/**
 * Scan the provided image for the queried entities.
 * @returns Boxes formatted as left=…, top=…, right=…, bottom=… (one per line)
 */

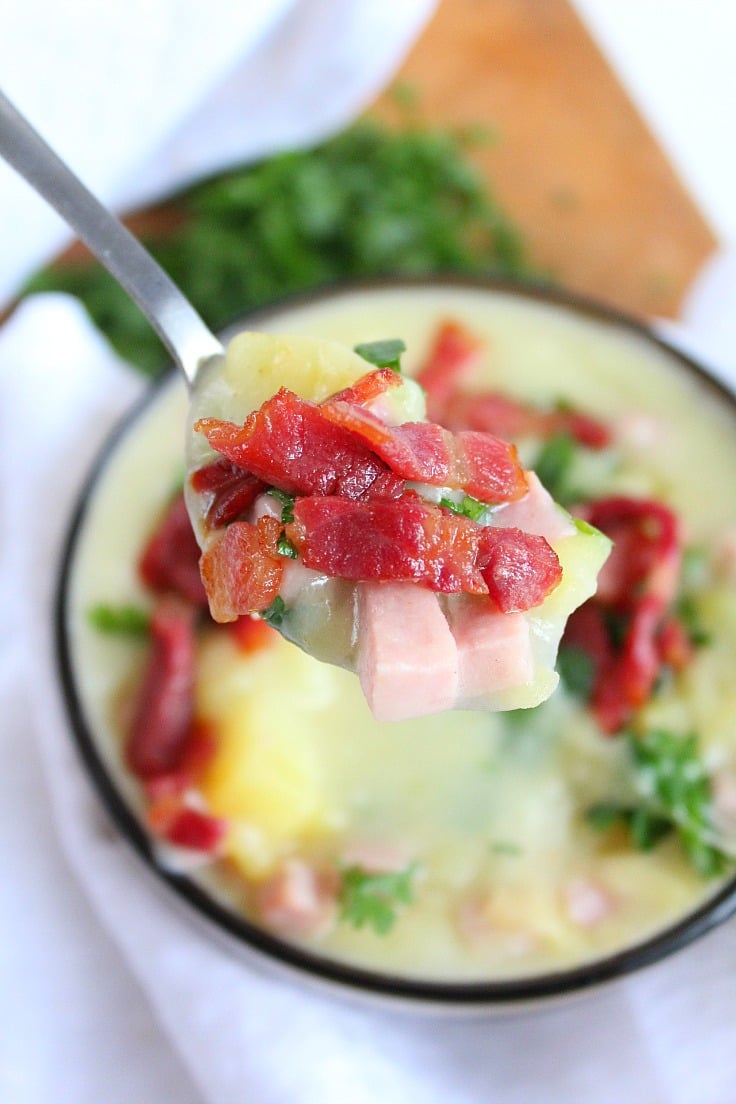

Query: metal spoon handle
left=0, top=89, right=222, bottom=384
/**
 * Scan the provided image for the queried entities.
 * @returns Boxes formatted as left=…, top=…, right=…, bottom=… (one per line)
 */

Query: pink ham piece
left=356, top=582, right=460, bottom=721
left=492, top=473, right=575, bottom=544
left=448, top=599, right=533, bottom=701
left=256, top=859, right=338, bottom=938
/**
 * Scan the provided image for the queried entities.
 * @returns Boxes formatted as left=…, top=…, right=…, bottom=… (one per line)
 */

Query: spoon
left=0, top=88, right=223, bottom=386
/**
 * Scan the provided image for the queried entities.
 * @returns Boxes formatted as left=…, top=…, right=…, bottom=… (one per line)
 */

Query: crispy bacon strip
left=287, top=495, right=561, bottom=609
left=440, top=393, right=611, bottom=450
left=562, top=496, right=683, bottom=733
left=199, top=515, right=284, bottom=622
left=416, top=319, right=610, bottom=449
left=190, top=459, right=265, bottom=528
left=126, top=600, right=197, bottom=779
left=478, top=526, right=563, bottom=613
left=139, top=493, right=208, bottom=607
left=325, top=366, right=402, bottom=407
left=320, top=402, right=527, bottom=501
left=196, top=389, right=404, bottom=501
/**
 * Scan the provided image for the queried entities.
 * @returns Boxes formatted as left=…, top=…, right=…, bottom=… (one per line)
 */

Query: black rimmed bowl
left=56, top=276, right=736, bottom=1011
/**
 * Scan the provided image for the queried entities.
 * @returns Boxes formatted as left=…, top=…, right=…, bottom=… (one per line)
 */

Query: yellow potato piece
left=197, top=633, right=332, bottom=876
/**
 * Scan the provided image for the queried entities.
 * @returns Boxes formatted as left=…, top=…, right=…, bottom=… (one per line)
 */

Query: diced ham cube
left=356, top=582, right=459, bottom=722
left=491, top=473, right=575, bottom=545
left=448, top=598, right=533, bottom=700
left=256, top=859, right=338, bottom=938
left=562, top=876, right=616, bottom=928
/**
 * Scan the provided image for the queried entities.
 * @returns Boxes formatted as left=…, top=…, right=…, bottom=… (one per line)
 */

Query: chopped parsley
left=674, top=547, right=712, bottom=647
left=439, top=494, right=491, bottom=521
left=260, top=595, right=287, bottom=628
left=277, top=534, right=298, bottom=559
left=87, top=603, right=150, bottom=637
left=587, top=730, right=730, bottom=877
left=557, top=645, right=596, bottom=699
left=533, top=432, right=578, bottom=505
left=354, top=338, right=406, bottom=373
left=338, top=864, right=416, bottom=935
left=267, top=488, right=295, bottom=525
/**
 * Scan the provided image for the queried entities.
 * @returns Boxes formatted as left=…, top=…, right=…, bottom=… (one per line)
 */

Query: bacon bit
left=440, top=392, right=611, bottom=450
left=320, top=401, right=452, bottom=484
left=562, top=496, right=684, bottom=734
left=582, top=497, right=681, bottom=610
left=657, top=614, right=694, bottom=671
left=163, top=807, right=227, bottom=853
left=199, top=516, right=284, bottom=622
left=195, top=389, right=405, bottom=501
left=190, top=459, right=264, bottom=529
left=287, top=495, right=560, bottom=608
left=289, top=495, right=486, bottom=593
left=415, top=319, right=485, bottom=421
left=416, top=318, right=610, bottom=449
left=478, top=526, right=563, bottom=613
left=138, top=493, right=208, bottom=607
left=455, top=431, right=527, bottom=502
left=126, top=600, right=197, bottom=779
left=325, top=366, right=402, bottom=407
left=229, top=615, right=280, bottom=653
left=563, top=876, right=616, bottom=928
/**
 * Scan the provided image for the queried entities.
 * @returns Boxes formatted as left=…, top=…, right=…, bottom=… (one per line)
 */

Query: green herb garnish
left=585, top=803, right=671, bottom=850
left=21, top=119, right=534, bottom=377
left=587, top=730, right=730, bottom=877
left=267, top=488, right=295, bottom=524
left=261, top=595, right=287, bottom=628
left=87, top=603, right=150, bottom=637
left=533, top=432, right=578, bottom=505
left=277, top=534, right=298, bottom=559
left=439, top=494, right=491, bottom=521
left=557, top=644, right=596, bottom=699
left=353, top=338, right=406, bottom=373
left=338, top=864, right=416, bottom=935
left=490, top=841, right=523, bottom=856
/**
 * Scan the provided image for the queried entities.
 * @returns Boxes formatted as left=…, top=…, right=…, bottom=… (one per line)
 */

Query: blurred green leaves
left=21, top=120, right=536, bottom=377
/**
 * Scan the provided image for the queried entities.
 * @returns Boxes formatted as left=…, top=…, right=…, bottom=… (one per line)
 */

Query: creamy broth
left=67, top=285, right=736, bottom=982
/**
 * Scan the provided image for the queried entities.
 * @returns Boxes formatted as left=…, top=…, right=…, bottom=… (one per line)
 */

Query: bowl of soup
left=56, top=276, right=736, bottom=1009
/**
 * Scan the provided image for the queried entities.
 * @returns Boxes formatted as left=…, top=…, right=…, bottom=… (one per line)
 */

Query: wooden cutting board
left=371, top=0, right=717, bottom=319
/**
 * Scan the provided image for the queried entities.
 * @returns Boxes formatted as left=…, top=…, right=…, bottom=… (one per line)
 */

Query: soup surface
left=67, top=284, right=736, bottom=981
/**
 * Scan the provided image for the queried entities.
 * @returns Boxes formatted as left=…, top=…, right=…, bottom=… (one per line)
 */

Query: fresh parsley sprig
left=354, top=338, right=406, bottom=373
left=439, top=494, right=492, bottom=522
left=338, top=864, right=416, bottom=935
left=87, top=603, right=150, bottom=637
left=587, top=729, right=730, bottom=877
